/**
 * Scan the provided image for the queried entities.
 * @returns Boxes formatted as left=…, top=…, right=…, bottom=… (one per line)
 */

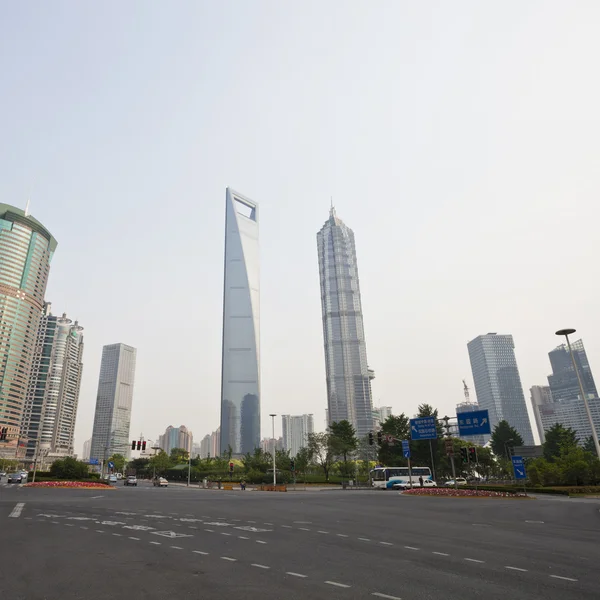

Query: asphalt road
left=1, top=480, right=599, bottom=600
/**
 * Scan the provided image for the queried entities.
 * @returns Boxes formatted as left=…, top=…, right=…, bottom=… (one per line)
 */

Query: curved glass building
left=0, top=204, right=57, bottom=457
left=220, top=188, right=260, bottom=455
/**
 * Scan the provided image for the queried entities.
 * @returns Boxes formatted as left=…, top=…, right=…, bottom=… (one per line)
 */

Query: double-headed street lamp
left=555, top=328, right=600, bottom=459
left=269, top=413, right=277, bottom=486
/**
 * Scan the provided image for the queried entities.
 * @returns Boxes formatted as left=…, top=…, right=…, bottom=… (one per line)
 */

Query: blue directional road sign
left=410, top=417, right=437, bottom=440
left=457, top=409, right=491, bottom=436
left=511, top=456, right=527, bottom=480
left=89, top=458, right=99, bottom=465
left=401, top=440, right=411, bottom=458
left=107, top=461, right=115, bottom=469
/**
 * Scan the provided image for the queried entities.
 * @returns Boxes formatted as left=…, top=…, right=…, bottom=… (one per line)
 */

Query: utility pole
left=443, top=415, right=458, bottom=489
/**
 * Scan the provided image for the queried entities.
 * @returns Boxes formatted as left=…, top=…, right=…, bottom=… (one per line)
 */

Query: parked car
left=153, top=476, right=168, bottom=487
left=108, top=474, right=118, bottom=484
left=8, top=472, right=27, bottom=484
left=445, top=477, right=468, bottom=487
left=124, top=475, right=137, bottom=486
left=0, top=471, right=7, bottom=477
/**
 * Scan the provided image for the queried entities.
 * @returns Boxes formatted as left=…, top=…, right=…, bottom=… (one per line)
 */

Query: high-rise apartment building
left=158, top=425, right=193, bottom=455
left=373, top=406, right=393, bottom=428
left=22, top=303, right=84, bottom=463
left=82, top=438, right=91, bottom=462
left=282, top=414, right=314, bottom=457
left=90, top=343, right=137, bottom=465
left=199, top=434, right=211, bottom=458
left=220, top=188, right=260, bottom=455
left=530, top=385, right=553, bottom=443
left=0, top=204, right=57, bottom=458
left=547, top=340, right=597, bottom=403
left=467, top=333, right=534, bottom=445
left=210, top=427, right=221, bottom=458
left=260, top=436, right=283, bottom=454
left=317, top=206, right=374, bottom=437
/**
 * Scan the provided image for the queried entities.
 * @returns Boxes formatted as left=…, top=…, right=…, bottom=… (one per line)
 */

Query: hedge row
left=463, top=484, right=600, bottom=496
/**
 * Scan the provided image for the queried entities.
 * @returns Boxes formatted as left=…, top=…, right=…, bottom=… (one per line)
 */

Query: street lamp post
left=151, top=446, right=160, bottom=480
left=269, top=414, right=277, bottom=486
left=187, top=449, right=192, bottom=487
left=555, top=328, right=600, bottom=458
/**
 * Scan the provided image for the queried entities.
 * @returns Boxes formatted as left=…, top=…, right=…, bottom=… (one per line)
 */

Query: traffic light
left=460, top=447, right=468, bottom=464
left=142, top=441, right=146, bottom=451
left=368, top=432, right=374, bottom=446
left=229, top=462, right=234, bottom=473
left=468, top=447, right=477, bottom=463
left=137, top=441, right=142, bottom=450
left=290, top=458, right=295, bottom=472
left=377, top=431, right=383, bottom=445
left=131, top=440, right=136, bottom=450
left=0, top=427, right=7, bottom=441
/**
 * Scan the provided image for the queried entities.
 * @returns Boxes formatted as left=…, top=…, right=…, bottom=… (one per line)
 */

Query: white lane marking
left=221, top=533, right=232, bottom=536
left=171, top=546, right=183, bottom=550
left=51, top=521, right=59, bottom=524
left=505, top=566, right=527, bottom=572
left=252, top=564, right=270, bottom=569
left=9, top=503, right=25, bottom=518
left=325, top=581, right=351, bottom=588
left=550, top=575, right=577, bottom=582
left=380, top=541, right=393, bottom=546
left=281, top=525, right=292, bottom=528
left=358, top=538, right=371, bottom=542
left=193, top=550, right=208, bottom=555
left=64, top=524, right=74, bottom=527
left=205, top=529, right=214, bottom=532
left=404, top=546, right=419, bottom=551
left=337, top=534, right=348, bottom=538
left=465, top=558, right=484, bottom=563
left=221, top=557, right=237, bottom=562
left=525, top=520, right=544, bottom=523
left=89, top=495, right=104, bottom=499
left=129, top=537, right=140, bottom=541
left=238, top=536, right=250, bottom=540
left=433, top=552, right=449, bottom=556
left=150, top=541, right=161, bottom=545
left=96, top=530, right=105, bottom=533
left=247, top=520, right=256, bottom=523
left=80, top=527, right=89, bottom=530
left=298, top=527, right=310, bottom=531
left=112, top=533, right=122, bottom=537
left=372, top=593, right=402, bottom=600
left=286, top=572, right=307, bottom=578
left=264, top=522, right=273, bottom=525
left=256, top=540, right=267, bottom=544
left=318, top=530, right=329, bottom=534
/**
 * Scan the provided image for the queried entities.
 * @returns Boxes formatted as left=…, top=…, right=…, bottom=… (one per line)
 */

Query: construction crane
left=462, top=379, right=470, bottom=403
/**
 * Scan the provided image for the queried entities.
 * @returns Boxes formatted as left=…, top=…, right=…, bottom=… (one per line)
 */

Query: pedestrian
left=419, top=475, right=424, bottom=487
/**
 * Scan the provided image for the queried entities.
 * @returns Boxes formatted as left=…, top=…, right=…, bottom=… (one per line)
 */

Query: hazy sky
left=2, top=2, right=599, bottom=454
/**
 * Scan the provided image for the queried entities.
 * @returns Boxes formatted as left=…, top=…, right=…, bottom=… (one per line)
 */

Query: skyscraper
left=547, top=339, right=597, bottom=403
left=22, top=303, right=84, bottom=463
left=530, top=385, right=553, bottom=443
left=90, top=343, right=137, bottom=465
left=82, top=438, right=92, bottom=462
left=220, top=188, right=260, bottom=455
left=0, top=204, right=57, bottom=459
left=282, top=414, right=314, bottom=457
left=467, top=333, right=534, bottom=445
left=158, top=425, right=193, bottom=455
left=317, top=206, right=374, bottom=437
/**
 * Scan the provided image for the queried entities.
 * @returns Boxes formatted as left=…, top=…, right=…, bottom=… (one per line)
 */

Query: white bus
left=371, top=466, right=433, bottom=489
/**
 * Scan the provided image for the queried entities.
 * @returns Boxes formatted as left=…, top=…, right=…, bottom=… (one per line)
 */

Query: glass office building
left=0, top=204, right=57, bottom=459
left=547, top=339, right=597, bottom=403
left=90, top=343, right=137, bottom=464
left=467, top=333, right=534, bottom=445
left=317, top=207, right=374, bottom=437
left=220, top=188, right=260, bottom=455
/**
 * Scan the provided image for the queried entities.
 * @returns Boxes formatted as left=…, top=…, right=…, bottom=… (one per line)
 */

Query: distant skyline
left=2, top=3, right=599, bottom=454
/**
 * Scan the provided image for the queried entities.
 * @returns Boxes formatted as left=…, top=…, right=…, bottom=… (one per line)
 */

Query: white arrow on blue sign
left=409, top=417, right=437, bottom=440
left=401, top=440, right=411, bottom=458
left=511, top=456, right=527, bottom=480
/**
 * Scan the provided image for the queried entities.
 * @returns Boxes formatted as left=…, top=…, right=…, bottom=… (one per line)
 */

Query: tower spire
left=329, top=196, right=336, bottom=217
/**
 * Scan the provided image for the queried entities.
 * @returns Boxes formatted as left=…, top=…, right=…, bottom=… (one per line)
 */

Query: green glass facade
left=0, top=204, right=57, bottom=456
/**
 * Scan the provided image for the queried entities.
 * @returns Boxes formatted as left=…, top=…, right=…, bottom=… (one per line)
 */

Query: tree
left=242, top=448, right=271, bottom=473
left=543, top=424, right=578, bottom=462
left=50, top=457, right=89, bottom=480
left=108, top=453, right=125, bottom=473
left=149, top=450, right=172, bottom=476
left=583, top=436, right=597, bottom=455
left=307, top=432, right=334, bottom=481
left=329, top=420, right=358, bottom=477
left=378, top=414, right=410, bottom=465
left=128, top=457, right=150, bottom=475
left=490, top=420, right=523, bottom=459
left=169, top=448, right=189, bottom=463
left=294, top=447, right=311, bottom=482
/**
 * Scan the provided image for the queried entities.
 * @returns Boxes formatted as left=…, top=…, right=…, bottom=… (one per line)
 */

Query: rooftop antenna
left=462, top=379, right=470, bottom=403
left=330, top=195, right=335, bottom=217
left=24, top=197, right=30, bottom=217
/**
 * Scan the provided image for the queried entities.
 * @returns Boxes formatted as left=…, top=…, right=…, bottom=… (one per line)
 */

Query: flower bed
left=23, top=481, right=114, bottom=489
left=402, top=487, right=526, bottom=498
